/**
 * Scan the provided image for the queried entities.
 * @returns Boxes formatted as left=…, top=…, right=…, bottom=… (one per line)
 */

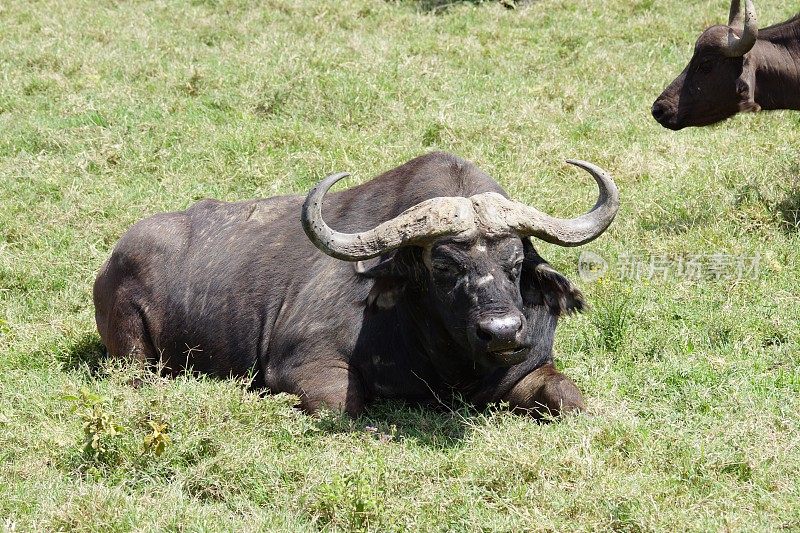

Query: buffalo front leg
left=281, top=363, right=366, bottom=418
left=503, top=363, right=585, bottom=418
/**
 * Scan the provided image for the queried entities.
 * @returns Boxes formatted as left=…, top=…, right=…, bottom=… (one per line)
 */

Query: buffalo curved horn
left=301, top=161, right=619, bottom=261
left=725, top=0, right=758, bottom=57
left=496, top=160, right=619, bottom=247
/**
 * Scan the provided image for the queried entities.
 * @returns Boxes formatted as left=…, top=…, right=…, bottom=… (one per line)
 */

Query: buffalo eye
left=507, top=260, right=523, bottom=282
left=432, top=260, right=463, bottom=278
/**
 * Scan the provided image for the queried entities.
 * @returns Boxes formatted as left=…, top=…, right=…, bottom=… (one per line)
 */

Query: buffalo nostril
left=476, top=315, right=524, bottom=350
left=652, top=101, right=676, bottom=125
left=476, top=325, right=493, bottom=342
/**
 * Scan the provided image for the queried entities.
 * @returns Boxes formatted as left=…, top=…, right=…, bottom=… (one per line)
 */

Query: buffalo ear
left=735, top=78, right=751, bottom=96
left=735, top=65, right=760, bottom=112
left=520, top=240, right=585, bottom=316
left=358, top=253, right=407, bottom=312
left=736, top=77, right=761, bottom=112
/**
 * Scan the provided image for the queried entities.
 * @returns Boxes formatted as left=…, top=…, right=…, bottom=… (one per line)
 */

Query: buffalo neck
left=400, top=293, right=491, bottom=389
left=751, top=19, right=800, bottom=111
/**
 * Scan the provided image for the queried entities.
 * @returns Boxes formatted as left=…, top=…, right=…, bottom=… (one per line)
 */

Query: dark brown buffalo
left=652, top=0, right=800, bottom=130
left=94, top=152, right=619, bottom=417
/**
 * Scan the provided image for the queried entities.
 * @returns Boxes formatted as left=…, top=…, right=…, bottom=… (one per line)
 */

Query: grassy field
left=1, top=0, right=799, bottom=530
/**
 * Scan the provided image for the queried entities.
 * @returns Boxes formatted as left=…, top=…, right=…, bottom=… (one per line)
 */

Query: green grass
left=1, top=0, right=799, bottom=530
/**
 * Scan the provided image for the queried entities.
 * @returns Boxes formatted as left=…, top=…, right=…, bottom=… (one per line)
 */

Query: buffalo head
left=302, top=161, right=619, bottom=368
left=652, top=0, right=760, bottom=130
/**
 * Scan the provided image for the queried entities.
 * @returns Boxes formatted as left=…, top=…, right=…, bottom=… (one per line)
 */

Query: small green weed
left=142, top=419, right=171, bottom=457
left=591, top=295, right=632, bottom=353
left=63, top=387, right=124, bottom=460
left=311, top=466, right=389, bottom=531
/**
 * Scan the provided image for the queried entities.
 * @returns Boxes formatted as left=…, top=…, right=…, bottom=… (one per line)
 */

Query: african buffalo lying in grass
left=652, top=0, right=800, bottom=129
left=94, top=152, right=618, bottom=417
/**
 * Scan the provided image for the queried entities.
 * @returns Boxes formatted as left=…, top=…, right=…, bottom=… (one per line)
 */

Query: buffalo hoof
left=503, top=363, right=586, bottom=418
